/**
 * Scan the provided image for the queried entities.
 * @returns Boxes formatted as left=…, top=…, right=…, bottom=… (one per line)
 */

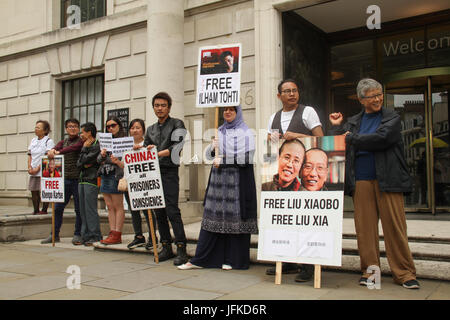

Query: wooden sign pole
left=148, top=209, right=159, bottom=263
left=314, top=264, right=321, bottom=289
left=275, top=261, right=282, bottom=285
left=214, top=107, right=219, bottom=155
left=51, top=202, right=55, bottom=247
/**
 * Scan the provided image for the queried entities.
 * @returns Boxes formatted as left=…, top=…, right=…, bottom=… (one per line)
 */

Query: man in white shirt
left=265, top=78, right=324, bottom=282
left=267, top=78, right=324, bottom=140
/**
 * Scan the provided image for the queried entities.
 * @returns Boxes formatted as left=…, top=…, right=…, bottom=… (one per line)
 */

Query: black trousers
left=154, top=167, right=187, bottom=244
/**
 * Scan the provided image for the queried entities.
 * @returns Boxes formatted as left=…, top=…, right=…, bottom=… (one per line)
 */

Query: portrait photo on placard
left=261, top=135, right=346, bottom=192
left=199, top=46, right=240, bottom=75
left=41, top=157, right=63, bottom=178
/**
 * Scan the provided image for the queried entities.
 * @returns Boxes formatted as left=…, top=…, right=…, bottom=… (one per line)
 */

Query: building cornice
left=0, top=6, right=147, bottom=61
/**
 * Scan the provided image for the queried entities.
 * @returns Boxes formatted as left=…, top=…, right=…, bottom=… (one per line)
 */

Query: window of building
left=61, top=0, right=106, bottom=28
left=62, top=75, right=104, bottom=137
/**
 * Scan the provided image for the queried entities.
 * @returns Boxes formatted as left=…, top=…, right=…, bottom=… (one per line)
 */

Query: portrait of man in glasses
left=300, top=148, right=329, bottom=191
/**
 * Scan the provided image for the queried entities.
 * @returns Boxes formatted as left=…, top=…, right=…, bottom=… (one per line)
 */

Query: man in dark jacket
left=143, top=92, right=188, bottom=265
left=77, top=122, right=102, bottom=246
left=329, top=78, right=419, bottom=289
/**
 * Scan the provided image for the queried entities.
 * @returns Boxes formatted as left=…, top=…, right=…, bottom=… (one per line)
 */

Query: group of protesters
left=28, top=78, right=420, bottom=289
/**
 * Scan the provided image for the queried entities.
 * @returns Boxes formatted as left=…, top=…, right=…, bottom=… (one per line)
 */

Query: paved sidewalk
left=0, top=240, right=449, bottom=301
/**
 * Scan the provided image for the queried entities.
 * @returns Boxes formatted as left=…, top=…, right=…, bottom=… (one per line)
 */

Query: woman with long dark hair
left=98, top=116, right=126, bottom=245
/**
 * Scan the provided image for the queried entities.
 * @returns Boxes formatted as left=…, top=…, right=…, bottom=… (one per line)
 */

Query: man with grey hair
left=329, top=78, right=420, bottom=289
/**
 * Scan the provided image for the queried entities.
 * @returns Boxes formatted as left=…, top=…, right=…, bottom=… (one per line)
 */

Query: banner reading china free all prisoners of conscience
left=123, top=148, right=165, bottom=211
left=40, top=155, right=65, bottom=203
left=258, top=136, right=345, bottom=267
left=196, top=43, right=241, bottom=107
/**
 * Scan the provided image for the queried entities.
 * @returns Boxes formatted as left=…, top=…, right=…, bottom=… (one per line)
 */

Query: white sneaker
left=177, top=262, right=203, bottom=270
left=222, top=264, right=232, bottom=270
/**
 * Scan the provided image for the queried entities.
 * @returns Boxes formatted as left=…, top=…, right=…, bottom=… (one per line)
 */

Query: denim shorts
left=100, top=174, right=121, bottom=194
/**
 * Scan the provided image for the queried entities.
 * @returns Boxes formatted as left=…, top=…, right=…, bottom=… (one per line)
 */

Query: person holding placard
left=329, top=78, right=419, bottom=289
left=265, top=78, right=324, bottom=282
left=40, top=118, right=84, bottom=245
left=28, top=120, right=55, bottom=215
left=98, top=116, right=127, bottom=245
left=144, top=92, right=188, bottom=265
left=77, top=122, right=102, bottom=246
left=178, top=105, right=258, bottom=271
left=123, top=118, right=158, bottom=250
left=267, top=79, right=324, bottom=142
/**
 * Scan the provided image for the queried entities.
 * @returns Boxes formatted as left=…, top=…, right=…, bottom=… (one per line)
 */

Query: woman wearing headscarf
left=178, top=105, right=258, bottom=270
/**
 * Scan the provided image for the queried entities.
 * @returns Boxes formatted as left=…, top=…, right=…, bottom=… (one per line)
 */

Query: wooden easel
left=274, top=262, right=322, bottom=288
left=147, top=209, right=159, bottom=263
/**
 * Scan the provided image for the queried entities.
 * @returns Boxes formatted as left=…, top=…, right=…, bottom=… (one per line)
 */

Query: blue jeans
left=78, top=183, right=102, bottom=242
left=53, top=179, right=81, bottom=237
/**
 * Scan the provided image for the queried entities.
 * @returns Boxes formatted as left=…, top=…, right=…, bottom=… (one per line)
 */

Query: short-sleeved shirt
left=267, top=106, right=322, bottom=134
left=28, top=136, right=55, bottom=176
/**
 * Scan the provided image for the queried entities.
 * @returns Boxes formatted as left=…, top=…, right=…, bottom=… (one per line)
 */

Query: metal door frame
left=384, top=66, right=450, bottom=214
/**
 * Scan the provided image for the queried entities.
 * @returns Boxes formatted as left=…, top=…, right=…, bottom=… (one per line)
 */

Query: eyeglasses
left=154, top=103, right=168, bottom=108
left=281, top=89, right=298, bottom=95
left=281, top=155, right=301, bottom=166
left=362, top=93, right=383, bottom=100
left=106, top=123, right=118, bottom=129
left=66, top=125, right=79, bottom=129
left=302, top=163, right=328, bottom=174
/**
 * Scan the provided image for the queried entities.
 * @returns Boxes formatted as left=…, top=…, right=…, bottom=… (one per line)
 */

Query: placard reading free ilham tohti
left=196, top=43, right=242, bottom=107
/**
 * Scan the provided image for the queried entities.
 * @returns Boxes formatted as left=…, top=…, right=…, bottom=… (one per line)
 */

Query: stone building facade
left=1, top=0, right=449, bottom=213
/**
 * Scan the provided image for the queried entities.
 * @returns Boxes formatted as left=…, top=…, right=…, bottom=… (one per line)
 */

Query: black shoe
left=295, top=265, right=313, bottom=282
left=266, top=263, right=299, bottom=275
left=173, top=242, right=188, bottom=266
left=41, top=235, right=60, bottom=244
left=145, top=236, right=159, bottom=250
left=402, top=279, right=420, bottom=289
left=359, top=276, right=369, bottom=286
left=127, top=236, right=146, bottom=249
left=84, top=238, right=97, bottom=247
left=158, top=242, right=175, bottom=262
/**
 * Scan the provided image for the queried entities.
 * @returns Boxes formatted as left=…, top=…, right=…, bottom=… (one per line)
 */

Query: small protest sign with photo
left=40, top=155, right=64, bottom=203
left=123, top=147, right=165, bottom=211
left=196, top=43, right=242, bottom=107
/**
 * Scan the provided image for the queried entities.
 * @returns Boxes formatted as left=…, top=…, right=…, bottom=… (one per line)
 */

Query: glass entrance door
left=431, top=75, right=450, bottom=208
left=385, top=68, right=450, bottom=213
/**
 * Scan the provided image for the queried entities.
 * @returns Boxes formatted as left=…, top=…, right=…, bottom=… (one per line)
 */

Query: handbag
left=117, top=177, right=128, bottom=192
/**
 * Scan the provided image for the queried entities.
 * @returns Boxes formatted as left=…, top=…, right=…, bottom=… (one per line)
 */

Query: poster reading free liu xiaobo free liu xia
left=258, top=135, right=346, bottom=267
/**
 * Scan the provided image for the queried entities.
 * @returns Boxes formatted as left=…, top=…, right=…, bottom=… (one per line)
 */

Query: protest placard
left=111, top=137, right=134, bottom=158
left=98, top=133, right=134, bottom=158
left=196, top=44, right=241, bottom=107
left=40, top=155, right=65, bottom=203
left=98, top=132, right=112, bottom=151
left=258, top=136, right=346, bottom=286
left=123, top=148, right=165, bottom=211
